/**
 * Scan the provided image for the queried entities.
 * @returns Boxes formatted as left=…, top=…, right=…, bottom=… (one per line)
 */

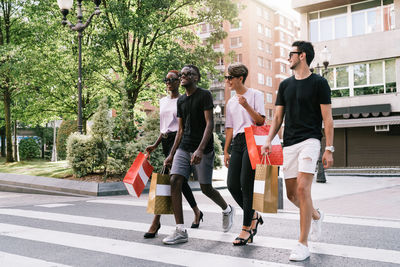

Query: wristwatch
left=325, top=146, right=335, bottom=153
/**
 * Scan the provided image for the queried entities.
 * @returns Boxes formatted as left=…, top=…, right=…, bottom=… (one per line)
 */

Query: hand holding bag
left=123, top=152, right=154, bottom=197
left=252, top=155, right=279, bottom=213
left=147, top=166, right=173, bottom=214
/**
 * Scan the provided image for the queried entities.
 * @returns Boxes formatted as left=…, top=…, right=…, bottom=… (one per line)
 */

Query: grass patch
left=0, top=158, right=73, bottom=178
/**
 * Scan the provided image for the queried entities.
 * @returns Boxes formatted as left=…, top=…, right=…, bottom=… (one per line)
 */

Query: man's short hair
left=228, top=63, right=248, bottom=84
left=292, top=41, right=315, bottom=66
left=183, top=64, right=201, bottom=83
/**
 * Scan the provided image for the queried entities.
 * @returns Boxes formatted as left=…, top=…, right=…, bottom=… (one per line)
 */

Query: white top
left=225, top=88, right=266, bottom=137
left=159, top=96, right=179, bottom=134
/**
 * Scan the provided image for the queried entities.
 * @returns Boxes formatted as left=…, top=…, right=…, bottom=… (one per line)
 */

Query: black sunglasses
left=289, top=51, right=302, bottom=59
left=179, top=72, right=194, bottom=77
left=163, top=77, right=180, bottom=83
left=224, top=75, right=240, bottom=81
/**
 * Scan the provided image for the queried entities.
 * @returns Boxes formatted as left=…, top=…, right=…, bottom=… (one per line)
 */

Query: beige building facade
left=293, top=0, right=400, bottom=167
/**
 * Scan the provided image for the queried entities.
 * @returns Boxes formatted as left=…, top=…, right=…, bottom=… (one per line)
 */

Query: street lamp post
left=57, top=0, right=101, bottom=134
left=312, top=46, right=331, bottom=183
left=213, top=105, right=221, bottom=133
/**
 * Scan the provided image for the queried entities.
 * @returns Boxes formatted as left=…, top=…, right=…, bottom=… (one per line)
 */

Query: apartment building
left=292, top=0, right=400, bottom=166
left=197, top=0, right=299, bottom=133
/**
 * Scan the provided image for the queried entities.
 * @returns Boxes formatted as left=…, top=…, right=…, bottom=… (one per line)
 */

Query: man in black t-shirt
left=262, top=41, right=334, bottom=261
left=162, top=65, right=234, bottom=245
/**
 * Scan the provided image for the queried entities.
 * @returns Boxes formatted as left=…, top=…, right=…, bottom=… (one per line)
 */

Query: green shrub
left=66, top=133, right=97, bottom=177
left=213, top=132, right=223, bottom=169
left=57, top=120, right=77, bottom=160
left=19, top=137, right=40, bottom=160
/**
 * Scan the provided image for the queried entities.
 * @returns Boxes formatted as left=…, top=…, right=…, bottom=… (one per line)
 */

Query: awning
left=333, top=116, right=400, bottom=128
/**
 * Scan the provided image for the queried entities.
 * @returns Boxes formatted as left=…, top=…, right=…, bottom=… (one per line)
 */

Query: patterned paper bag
left=147, top=172, right=173, bottom=214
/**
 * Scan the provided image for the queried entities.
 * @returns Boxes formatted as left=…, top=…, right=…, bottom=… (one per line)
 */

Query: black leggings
left=162, top=133, right=197, bottom=208
left=227, top=133, right=255, bottom=227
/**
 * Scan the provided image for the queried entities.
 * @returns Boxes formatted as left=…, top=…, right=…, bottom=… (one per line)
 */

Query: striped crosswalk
left=0, top=197, right=399, bottom=266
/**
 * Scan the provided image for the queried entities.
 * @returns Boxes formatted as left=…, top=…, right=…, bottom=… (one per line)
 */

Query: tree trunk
left=1, top=127, right=5, bottom=157
left=13, top=120, right=18, bottom=162
left=4, top=90, right=13, bottom=162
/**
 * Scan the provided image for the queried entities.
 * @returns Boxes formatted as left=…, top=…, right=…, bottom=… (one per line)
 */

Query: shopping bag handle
left=261, top=154, right=271, bottom=165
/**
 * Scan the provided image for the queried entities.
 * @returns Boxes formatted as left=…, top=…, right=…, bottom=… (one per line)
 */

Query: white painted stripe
left=0, top=209, right=399, bottom=264
left=156, top=184, right=171, bottom=196
left=0, top=223, right=290, bottom=267
left=123, top=182, right=138, bottom=197
left=254, top=135, right=281, bottom=146
left=0, top=251, right=71, bottom=267
left=138, top=165, right=149, bottom=185
left=254, top=180, right=265, bottom=194
left=35, top=204, right=74, bottom=208
left=87, top=199, right=400, bottom=229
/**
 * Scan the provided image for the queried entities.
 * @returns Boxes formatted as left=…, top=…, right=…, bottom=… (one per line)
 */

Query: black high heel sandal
left=191, top=211, right=203, bottom=228
left=252, top=213, right=264, bottom=236
left=233, top=228, right=253, bottom=246
left=144, top=223, right=161, bottom=238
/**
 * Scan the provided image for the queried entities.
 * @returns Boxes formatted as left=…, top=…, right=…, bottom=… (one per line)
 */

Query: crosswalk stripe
left=0, top=208, right=399, bottom=264
left=87, top=199, right=400, bottom=229
left=0, top=223, right=290, bottom=267
left=0, top=251, right=72, bottom=267
left=35, top=204, right=74, bottom=208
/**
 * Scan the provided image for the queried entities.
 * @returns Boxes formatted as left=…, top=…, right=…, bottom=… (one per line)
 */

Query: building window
left=230, top=37, right=242, bottom=48
left=309, top=1, right=395, bottom=41
left=266, top=93, right=273, bottom=103
left=280, top=63, right=286, bottom=73
left=257, top=6, right=262, bottom=17
left=257, top=39, right=263, bottom=50
left=216, top=57, right=224, bottom=66
left=266, top=43, right=272, bottom=54
left=266, top=76, right=272, bottom=87
left=266, top=59, right=272, bottom=70
left=263, top=9, right=270, bottom=21
left=328, top=59, right=397, bottom=98
left=231, top=20, right=242, bottom=31
left=257, top=56, right=264, bottom=67
left=288, top=20, right=292, bottom=30
left=257, top=23, right=263, bottom=34
left=265, top=27, right=272, bottom=38
left=258, top=73, right=265, bottom=85
left=235, top=54, right=242, bottom=63
left=267, top=109, right=273, bottom=120
left=279, top=16, right=285, bottom=26
left=280, top=47, right=286, bottom=58
left=280, top=32, right=285, bottom=42
left=200, top=23, right=208, bottom=33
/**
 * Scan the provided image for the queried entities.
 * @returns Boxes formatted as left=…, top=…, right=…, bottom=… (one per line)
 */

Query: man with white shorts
left=262, top=41, right=334, bottom=261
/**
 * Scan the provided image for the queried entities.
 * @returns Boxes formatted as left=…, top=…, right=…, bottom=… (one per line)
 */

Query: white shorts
left=282, top=138, right=321, bottom=179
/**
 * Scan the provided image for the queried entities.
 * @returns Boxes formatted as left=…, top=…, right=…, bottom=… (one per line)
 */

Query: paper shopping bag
left=147, top=172, right=173, bottom=214
left=123, top=152, right=154, bottom=197
left=244, top=125, right=283, bottom=169
left=252, top=157, right=279, bottom=213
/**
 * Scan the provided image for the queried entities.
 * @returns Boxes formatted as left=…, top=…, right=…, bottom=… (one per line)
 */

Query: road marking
left=0, top=251, right=71, bottom=267
left=0, top=223, right=290, bottom=267
left=87, top=199, right=400, bottom=229
left=35, top=204, right=74, bottom=208
left=0, top=208, right=399, bottom=264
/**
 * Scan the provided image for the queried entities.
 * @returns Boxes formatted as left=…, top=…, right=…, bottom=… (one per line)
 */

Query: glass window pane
left=331, top=88, right=349, bottom=98
left=367, top=8, right=381, bottom=33
left=325, top=68, right=334, bottom=88
left=320, top=18, right=333, bottom=41
left=309, top=20, right=318, bottom=42
left=335, top=16, right=347, bottom=39
left=354, top=85, right=384, bottom=95
left=321, top=6, right=347, bottom=18
left=354, top=64, right=367, bottom=86
left=352, top=12, right=365, bottom=36
left=385, top=59, right=396, bottom=83
left=351, top=0, right=380, bottom=12
left=309, top=12, right=318, bottom=20
left=336, top=66, right=349, bottom=87
left=369, top=61, right=383, bottom=84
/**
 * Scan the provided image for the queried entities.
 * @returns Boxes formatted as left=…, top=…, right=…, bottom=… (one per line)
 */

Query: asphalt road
left=0, top=190, right=399, bottom=267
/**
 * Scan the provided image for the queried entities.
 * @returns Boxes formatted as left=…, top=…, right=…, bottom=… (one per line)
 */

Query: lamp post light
left=57, top=0, right=101, bottom=134
left=214, top=105, right=221, bottom=133
left=312, top=45, right=332, bottom=183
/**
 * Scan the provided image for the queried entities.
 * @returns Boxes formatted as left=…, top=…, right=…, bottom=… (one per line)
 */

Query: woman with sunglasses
left=224, top=63, right=265, bottom=246
left=144, top=70, right=203, bottom=238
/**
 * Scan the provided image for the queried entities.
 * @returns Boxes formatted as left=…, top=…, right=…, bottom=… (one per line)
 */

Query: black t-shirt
left=177, top=87, right=214, bottom=153
left=276, top=73, right=331, bottom=147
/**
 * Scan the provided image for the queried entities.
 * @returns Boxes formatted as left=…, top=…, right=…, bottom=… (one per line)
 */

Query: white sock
left=222, top=205, right=231, bottom=214
left=176, top=224, right=185, bottom=231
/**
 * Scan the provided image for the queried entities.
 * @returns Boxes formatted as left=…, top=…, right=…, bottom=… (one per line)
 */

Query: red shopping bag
left=244, top=125, right=283, bottom=169
left=123, top=152, right=154, bottom=197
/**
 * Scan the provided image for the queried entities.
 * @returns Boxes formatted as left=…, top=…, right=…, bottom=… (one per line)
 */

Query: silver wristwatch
left=325, top=146, right=335, bottom=153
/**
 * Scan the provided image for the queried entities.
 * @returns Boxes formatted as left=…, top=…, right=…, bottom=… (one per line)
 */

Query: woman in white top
left=224, top=63, right=265, bottom=246
left=144, top=70, right=203, bottom=238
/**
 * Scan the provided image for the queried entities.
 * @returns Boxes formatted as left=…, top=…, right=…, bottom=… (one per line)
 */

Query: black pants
left=162, top=132, right=197, bottom=208
left=227, top=133, right=255, bottom=227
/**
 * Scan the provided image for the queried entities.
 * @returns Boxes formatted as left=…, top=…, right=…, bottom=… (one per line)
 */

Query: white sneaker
left=289, top=242, right=310, bottom=261
left=162, top=228, right=188, bottom=245
left=222, top=205, right=235, bottom=232
left=310, top=209, right=324, bottom=241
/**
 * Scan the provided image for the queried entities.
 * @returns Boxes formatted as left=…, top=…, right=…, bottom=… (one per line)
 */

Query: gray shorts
left=170, top=148, right=214, bottom=184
